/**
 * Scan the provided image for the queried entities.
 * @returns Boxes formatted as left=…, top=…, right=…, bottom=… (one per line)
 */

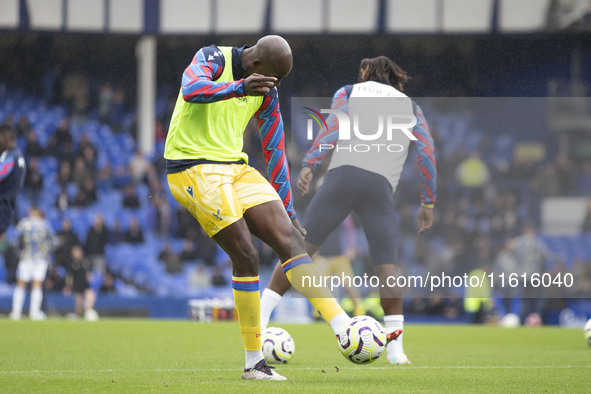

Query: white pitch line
left=2, top=365, right=591, bottom=375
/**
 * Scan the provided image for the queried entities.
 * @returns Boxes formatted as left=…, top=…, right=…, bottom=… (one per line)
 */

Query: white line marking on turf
left=2, top=365, right=591, bottom=374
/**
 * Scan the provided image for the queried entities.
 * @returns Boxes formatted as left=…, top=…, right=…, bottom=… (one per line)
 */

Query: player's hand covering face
left=244, top=74, right=278, bottom=96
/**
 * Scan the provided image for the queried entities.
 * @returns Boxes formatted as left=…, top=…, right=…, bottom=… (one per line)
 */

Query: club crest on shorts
left=213, top=209, right=223, bottom=221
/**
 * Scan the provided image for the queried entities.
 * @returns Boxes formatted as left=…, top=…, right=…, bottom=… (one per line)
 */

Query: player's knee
left=270, top=227, right=303, bottom=261
left=290, top=225, right=306, bottom=255
left=231, top=246, right=260, bottom=277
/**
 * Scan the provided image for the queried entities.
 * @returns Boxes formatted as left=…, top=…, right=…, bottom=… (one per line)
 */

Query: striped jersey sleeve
left=0, top=152, right=15, bottom=182
left=255, top=89, right=296, bottom=219
left=301, top=86, right=349, bottom=171
left=411, top=103, right=437, bottom=206
left=181, top=45, right=245, bottom=103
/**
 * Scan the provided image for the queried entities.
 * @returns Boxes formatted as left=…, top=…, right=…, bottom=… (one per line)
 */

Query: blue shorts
left=303, top=165, right=399, bottom=266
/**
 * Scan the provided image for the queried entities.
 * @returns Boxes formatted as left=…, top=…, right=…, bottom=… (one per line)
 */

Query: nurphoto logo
left=302, top=96, right=417, bottom=153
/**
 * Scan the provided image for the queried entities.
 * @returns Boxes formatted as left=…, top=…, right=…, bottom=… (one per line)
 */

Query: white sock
left=260, top=288, right=283, bottom=329
left=11, top=286, right=25, bottom=319
left=30, top=287, right=43, bottom=318
left=245, top=350, right=264, bottom=369
left=384, top=314, right=405, bottom=357
left=329, top=312, right=351, bottom=336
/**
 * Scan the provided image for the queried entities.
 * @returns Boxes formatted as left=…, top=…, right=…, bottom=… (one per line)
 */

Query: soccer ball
left=500, top=313, right=520, bottom=328
left=337, top=316, right=387, bottom=364
left=584, top=318, right=591, bottom=347
left=262, top=327, right=295, bottom=363
left=84, top=309, right=99, bottom=322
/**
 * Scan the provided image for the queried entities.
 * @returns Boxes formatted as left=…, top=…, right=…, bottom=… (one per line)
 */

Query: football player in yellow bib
left=164, top=36, right=352, bottom=381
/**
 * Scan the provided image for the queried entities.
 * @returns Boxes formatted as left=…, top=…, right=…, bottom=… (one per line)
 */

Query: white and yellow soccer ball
left=262, top=327, right=295, bottom=363
left=584, top=318, right=591, bottom=347
left=337, top=315, right=387, bottom=364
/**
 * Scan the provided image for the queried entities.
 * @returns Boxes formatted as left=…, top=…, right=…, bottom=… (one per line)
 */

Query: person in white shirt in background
left=10, top=207, right=56, bottom=321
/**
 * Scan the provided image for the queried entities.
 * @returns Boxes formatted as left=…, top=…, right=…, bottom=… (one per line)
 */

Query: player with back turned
left=164, top=35, right=395, bottom=380
left=260, top=56, right=437, bottom=365
left=10, top=207, right=56, bottom=321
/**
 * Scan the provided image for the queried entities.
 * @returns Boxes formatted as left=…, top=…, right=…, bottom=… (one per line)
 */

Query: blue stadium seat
left=45, top=207, right=62, bottom=231
left=0, top=256, right=6, bottom=282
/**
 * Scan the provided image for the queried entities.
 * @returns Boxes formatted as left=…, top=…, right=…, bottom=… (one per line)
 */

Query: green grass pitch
left=0, top=319, right=589, bottom=393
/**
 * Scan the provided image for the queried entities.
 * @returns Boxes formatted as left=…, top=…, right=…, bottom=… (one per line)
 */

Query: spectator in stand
left=81, top=145, right=97, bottom=174
left=85, top=214, right=110, bottom=276
left=129, top=149, right=150, bottom=184
left=54, top=218, right=80, bottom=268
left=59, top=141, right=76, bottom=168
left=144, top=163, right=161, bottom=193
left=48, top=118, right=73, bottom=154
left=112, top=165, right=131, bottom=190
left=78, top=134, right=97, bottom=162
left=122, top=183, right=141, bottom=209
left=149, top=193, right=172, bottom=237
left=62, top=70, right=90, bottom=124
left=158, top=242, right=182, bottom=274
left=490, top=192, right=521, bottom=240
left=57, top=161, right=72, bottom=188
left=176, top=207, right=197, bottom=239
left=55, top=187, right=70, bottom=212
left=97, top=82, right=114, bottom=125
left=23, top=157, right=43, bottom=205
left=196, top=227, right=219, bottom=266
left=108, top=219, right=125, bottom=244
left=96, top=164, right=114, bottom=193
left=3, top=114, right=15, bottom=128
left=455, top=151, right=490, bottom=200
left=211, top=266, right=228, bottom=287
left=81, top=178, right=97, bottom=205
left=124, top=216, right=144, bottom=244
left=15, top=115, right=32, bottom=138
left=24, top=130, right=45, bottom=158
left=147, top=175, right=166, bottom=201
left=99, top=271, right=117, bottom=294
left=72, top=156, right=90, bottom=188
left=189, top=265, right=211, bottom=289
left=71, top=187, right=90, bottom=207
left=180, top=237, right=199, bottom=262
left=108, top=87, right=127, bottom=132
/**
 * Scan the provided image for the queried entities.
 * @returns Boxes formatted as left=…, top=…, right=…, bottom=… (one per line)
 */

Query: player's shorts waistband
left=166, top=159, right=246, bottom=174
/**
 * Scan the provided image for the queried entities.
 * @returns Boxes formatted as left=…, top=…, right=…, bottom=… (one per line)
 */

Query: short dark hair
left=359, top=56, right=411, bottom=91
